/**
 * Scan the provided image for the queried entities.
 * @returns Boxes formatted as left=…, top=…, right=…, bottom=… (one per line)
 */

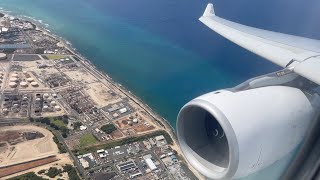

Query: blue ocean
left=1, top=0, right=319, bottom=179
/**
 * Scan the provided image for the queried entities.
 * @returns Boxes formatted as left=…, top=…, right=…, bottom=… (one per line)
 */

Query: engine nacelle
left=177, top=86, right=316, bottom=179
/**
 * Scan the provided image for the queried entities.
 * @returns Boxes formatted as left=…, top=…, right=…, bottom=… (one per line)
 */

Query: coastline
left=39, top=21, right=177, bottom=137
left=0, top=11, right=204, bottom=179
left=4, top=8, right=177, bottom=134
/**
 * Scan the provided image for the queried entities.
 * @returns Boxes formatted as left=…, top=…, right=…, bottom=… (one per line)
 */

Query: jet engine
left=176, top=86, right=317, bottom=179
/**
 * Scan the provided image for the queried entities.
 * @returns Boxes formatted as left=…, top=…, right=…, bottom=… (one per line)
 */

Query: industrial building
left=117, top=160, right=137, bottom=173
left=143, top=154, right=157, bottom=171
left=130, top=172, right=142, bottom=179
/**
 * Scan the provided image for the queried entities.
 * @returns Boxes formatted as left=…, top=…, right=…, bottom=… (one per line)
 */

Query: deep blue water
left=0, top=0, right=319, bottom=179
left=1, top=0, right=320, bottom=127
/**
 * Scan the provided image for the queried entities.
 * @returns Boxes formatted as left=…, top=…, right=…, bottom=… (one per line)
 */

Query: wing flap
left=294, top=57, right=320, bottom=85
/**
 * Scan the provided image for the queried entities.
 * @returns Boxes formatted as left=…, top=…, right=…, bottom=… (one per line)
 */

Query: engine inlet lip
left=177, top=98, right=239, bottom=179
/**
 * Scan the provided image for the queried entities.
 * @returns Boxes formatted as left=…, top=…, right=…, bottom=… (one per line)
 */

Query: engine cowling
left=176, top=86, right=316, bottom=179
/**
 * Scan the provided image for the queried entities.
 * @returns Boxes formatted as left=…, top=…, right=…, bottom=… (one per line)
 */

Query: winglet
left=203, top=3, right=215, bottom=17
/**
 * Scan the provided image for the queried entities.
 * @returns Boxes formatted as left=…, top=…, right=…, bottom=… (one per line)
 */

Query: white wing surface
left=200, top=4, right=320, bottom=85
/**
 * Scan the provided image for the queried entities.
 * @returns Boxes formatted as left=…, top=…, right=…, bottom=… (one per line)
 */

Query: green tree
left=63, top=164, right=73, bottom=172
left=46, top=167, right=61, bottom=178
left=73, top=122, right=83, bottom=130
left=62, top=164, right=80, bottom=180
left=100, top=124, right=117, bottom=134
left=8, top=172, right=47, bottom=180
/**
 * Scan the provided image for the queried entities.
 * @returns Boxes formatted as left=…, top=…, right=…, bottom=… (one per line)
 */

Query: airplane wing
left=199, top=4, right=320, bottom=85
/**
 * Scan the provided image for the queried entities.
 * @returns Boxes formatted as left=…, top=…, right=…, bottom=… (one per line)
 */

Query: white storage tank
left=20, top=81, right=28, bottom=87
left=31, top=82, right=39, bottom=87
left=133, top=119, right=139, bottom=123
left=27, top=78, right=34, bottom=82
left=9, top=82, right=17, bottom=88
left=10, top=77, right=18, bottom=82
left=50, top=101, right=57, bottom=106
left=54, top=106, right=61, bottom=111
left=43, top=93, right=49, bottom=99
left=43, top=105, right=49, bottom=111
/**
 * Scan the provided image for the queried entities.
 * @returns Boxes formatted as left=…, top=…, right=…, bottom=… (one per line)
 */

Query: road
left=51, top=129, right=87, bottom=179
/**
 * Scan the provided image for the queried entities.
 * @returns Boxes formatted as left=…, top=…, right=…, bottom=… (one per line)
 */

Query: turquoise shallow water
left=1, top=0, right=319, bottom=127
left=0, top=0, right=278, bottom=127
left=2, top=0, right=319, bottom=127
left=1, top=0, right=319, bottom=179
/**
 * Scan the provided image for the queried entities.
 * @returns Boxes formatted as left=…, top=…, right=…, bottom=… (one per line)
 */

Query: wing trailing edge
left=199, top=3, right=320, bottom=85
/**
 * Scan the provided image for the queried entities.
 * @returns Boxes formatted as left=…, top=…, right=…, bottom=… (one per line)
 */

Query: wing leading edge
left=200, top=4, right=320, bottom=85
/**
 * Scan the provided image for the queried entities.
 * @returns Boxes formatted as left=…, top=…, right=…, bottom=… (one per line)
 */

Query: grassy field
left=51, top=119, right=67, bottom=129
left=46, top=54, right=67, bottom=60
left=75, top=130, right=173, bottom=155
left=79, top=133, right=98, bottom=148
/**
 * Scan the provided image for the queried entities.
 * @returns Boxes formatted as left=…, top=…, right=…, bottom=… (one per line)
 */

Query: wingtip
left=203, top=3, right=215, bottom=17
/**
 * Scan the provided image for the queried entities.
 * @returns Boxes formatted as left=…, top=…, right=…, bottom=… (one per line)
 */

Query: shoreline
left=0, top=9, right=177, bottom=134
left=0, top=11, right=204, bottom=179
left=0, top=9, right=177, bottom=132
left=39, top=22, right=178, bottom=137
left=0, top=9, right=180, bottom=148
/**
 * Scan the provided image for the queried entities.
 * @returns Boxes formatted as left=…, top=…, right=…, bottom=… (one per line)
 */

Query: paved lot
left=12, top=54, right=41, bottom=61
